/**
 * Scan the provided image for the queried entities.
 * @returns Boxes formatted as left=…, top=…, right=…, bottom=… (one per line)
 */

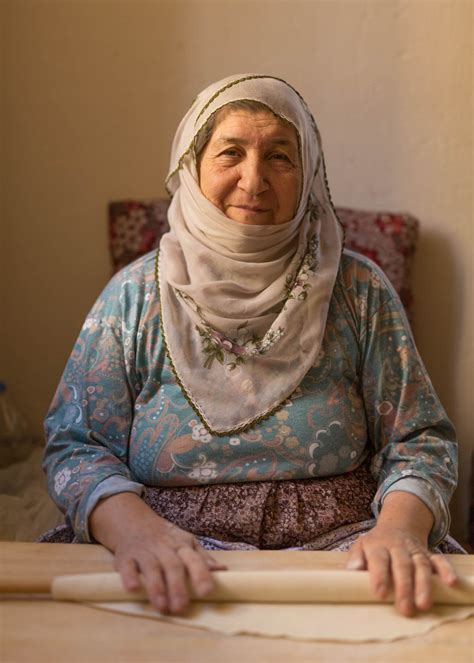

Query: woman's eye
left=271, top=153, right=291, bottom=162
left=221, top=149, right=239, bottom=157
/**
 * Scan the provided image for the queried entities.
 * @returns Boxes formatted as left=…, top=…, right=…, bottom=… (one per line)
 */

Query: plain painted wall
left=1, top=0, right=472, bottom=538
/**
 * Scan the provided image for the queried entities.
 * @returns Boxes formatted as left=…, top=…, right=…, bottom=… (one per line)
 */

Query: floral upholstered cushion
left=109, top=199, right=171, bottom=270
left=336, top=207, right=418, bottom=315
left=108, top=199, right=418, bottom=316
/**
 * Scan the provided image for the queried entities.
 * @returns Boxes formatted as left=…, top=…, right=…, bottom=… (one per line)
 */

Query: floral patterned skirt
left=143, top=460, right=377, bottom=549
left=39, top=460, right=465, bottom=554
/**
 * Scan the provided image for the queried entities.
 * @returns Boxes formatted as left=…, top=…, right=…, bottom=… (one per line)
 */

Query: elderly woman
left=43, top=74, right=461, bottom=618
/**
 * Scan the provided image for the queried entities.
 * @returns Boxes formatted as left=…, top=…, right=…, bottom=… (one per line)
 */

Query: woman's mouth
left=233, top=205, right=269, bottom=213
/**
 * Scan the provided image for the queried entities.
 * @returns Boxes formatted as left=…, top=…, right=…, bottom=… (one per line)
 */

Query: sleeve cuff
left=82, top=475, right=145, bottom=543
left=372, top=476, right=450, bottom=548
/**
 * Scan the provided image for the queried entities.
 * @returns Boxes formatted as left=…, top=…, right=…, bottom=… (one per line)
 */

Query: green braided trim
left=154, top=249, right=292, bottom=437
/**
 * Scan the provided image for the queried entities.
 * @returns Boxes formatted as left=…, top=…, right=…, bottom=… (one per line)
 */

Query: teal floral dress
left=43, top=250, right=457, bottom=547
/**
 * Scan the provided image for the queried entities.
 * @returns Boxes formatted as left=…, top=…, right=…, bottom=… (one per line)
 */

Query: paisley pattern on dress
left=43, top=250, right=457, bottom=544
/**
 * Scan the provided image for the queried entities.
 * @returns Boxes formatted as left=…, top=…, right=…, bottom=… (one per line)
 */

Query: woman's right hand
left=89, top=492, right=224, bottom=614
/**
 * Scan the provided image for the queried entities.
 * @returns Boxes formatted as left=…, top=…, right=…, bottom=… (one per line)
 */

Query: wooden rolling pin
left=51, top=570, right=474, bottom=605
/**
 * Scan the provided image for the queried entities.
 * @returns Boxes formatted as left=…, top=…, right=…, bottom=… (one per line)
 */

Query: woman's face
left=198, top=108, right=302, bottom=225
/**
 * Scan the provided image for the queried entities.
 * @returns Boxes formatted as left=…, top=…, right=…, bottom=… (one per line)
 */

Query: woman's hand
left=346, top=492, right=457, bottom=616
left=90, top=492, right=225, bottom=614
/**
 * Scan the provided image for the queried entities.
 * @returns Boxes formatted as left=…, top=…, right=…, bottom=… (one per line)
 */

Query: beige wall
left=0, top=2, right=5, bottom=382
left=2, top=0, right=472, bottom=537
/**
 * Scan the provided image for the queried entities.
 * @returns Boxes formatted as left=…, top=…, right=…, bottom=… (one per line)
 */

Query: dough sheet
left=52, top=569, right=474, bottom=642
left=90, top=600, right=474, bottom=643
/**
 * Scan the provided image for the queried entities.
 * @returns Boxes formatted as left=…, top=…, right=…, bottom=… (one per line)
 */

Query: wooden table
left=1, top=542, right=473, bottom=662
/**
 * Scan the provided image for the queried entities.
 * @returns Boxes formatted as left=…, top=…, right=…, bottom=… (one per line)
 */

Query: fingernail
left=400, top=599, right=414, bottom=616
left=346, top=558, right=364, bottom=570
left=196, top=580, right=213, bottom=596
left=154, top=596, right=167, bottom=613
left=207, top=559, right=224, bottom=569
left=376, top=583, right=387, bottom=598
left=171, top=596, right=188, bottom=614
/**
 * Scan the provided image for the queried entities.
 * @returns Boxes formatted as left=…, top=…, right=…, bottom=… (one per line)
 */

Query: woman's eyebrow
left=215, top=136, right=296, bottom=148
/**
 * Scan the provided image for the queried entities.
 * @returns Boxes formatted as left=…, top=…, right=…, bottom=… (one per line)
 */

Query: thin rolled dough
left=90, top=600, right=474, bottom=642
left=52, top=570, right=474, bottom=642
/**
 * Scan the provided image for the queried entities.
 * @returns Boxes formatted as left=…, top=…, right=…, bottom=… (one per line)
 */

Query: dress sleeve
left=43, top=268, right=145, bottom=542
left=356, top=260, right=458, bottom=546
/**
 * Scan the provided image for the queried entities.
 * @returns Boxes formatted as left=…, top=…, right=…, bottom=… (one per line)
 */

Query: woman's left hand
left=346, top=492, right=458, bottom=616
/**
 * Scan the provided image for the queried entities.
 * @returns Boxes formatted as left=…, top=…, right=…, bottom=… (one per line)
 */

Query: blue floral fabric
left=43, top=250, right=457, bottom=544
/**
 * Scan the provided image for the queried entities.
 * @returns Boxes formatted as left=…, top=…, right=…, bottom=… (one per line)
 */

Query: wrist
left=377, top=491, right=434, bottom=543
left=90, top=492, right=161, bottom=551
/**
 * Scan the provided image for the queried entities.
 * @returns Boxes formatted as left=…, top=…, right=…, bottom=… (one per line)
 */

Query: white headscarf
left=158, top=74, right=343, bottom=434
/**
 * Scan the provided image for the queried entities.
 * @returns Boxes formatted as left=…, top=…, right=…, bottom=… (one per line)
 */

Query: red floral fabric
left=108, top=200, right=418, bottom=316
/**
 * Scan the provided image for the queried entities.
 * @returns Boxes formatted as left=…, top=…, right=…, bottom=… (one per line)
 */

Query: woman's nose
left=238, top=158, right=269, bottom=196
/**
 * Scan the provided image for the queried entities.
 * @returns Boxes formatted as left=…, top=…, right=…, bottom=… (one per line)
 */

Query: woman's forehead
left=211, top=106, right=299, bottom=144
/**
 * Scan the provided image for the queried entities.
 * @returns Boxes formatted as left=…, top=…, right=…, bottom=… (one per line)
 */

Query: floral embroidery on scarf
left=197, top=321, right=284, bottom=370
left=284, top=234, right=319, bottom=304
left=174, top=289, right=285, bottom=371
left=171, top=235, right=319, bottom=374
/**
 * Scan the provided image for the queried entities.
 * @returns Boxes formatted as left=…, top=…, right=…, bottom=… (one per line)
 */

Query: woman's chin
left=226, top=209, right=275, bottom=225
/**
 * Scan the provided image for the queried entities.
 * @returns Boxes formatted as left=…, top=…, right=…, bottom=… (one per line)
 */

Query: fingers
left=347, top=536, right=392, bottom=600
left=125, top=549, right=191, bottom=614
left=204, top=554, right=227, bottom=570
left=115, top=536, right=221, bottom=615
left=412, top=552, right=433, bottom=611
left=116, top=551, right=169, bottom=612
left=362, top=545, right=417, bottom=616
left=140, top=555, right=169, bottom=613
left=430, top=553, right=458, bottom=586
left=157, top=548, right=191, bottom=613
left=366, top=546, right=391, bottom=601
left=392, top=550, right=456, bottom=614
left=399, top=551, right=458, bottom=613
left=346, top=539, right=367, bottom=571
left=116, top=556, right=141, bottom=592
left=346, top=531, right=450, bottom=616
left=177, top=546, right=215, bottom=597
left=193, top=540, right=227, bottom=571
left=390, top=548, right=415, bottom=616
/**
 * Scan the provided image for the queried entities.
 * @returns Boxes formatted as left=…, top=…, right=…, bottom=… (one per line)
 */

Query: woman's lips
left=233, top=205, right=269, bottom=213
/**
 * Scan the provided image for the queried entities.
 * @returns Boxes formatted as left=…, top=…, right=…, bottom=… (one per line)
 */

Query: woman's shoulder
left=338, top=249, right=398, bottom=297
left=88, top=251, right=159, bottom=324
left=97, top=250, right=158, bottom=302
left=339, top=249, right=390, bottom=284
left=332, top=249, right=400, bottom=321
left=111, top=250, right=158, bottom=288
